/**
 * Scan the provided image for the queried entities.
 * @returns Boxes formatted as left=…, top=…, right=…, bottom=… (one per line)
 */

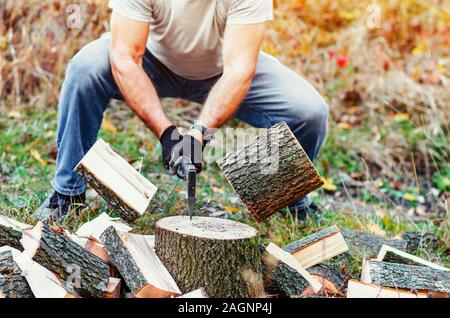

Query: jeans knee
left=66, top=39, right=111, bottom=85
left=288, top=97, right=329, bottom=134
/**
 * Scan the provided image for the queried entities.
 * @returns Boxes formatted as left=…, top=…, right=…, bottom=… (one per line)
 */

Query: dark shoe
left=34, top=190, right=86, bottom=222
left=283, top=202, right=324, bottom=223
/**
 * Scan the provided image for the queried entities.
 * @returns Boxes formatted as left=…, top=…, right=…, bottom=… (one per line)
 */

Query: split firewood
left=5, top=247, right=78, bottom=298
left=66, top=232, right=110, bottom=263
left=377, top=244, right=448, bottom=270
left=340, top=227, right=408, bottom=259
left=20, top=222, right=110, bottom=298
left=0, top=215, right=32, bottom=251
left=75, top=212, right=132, bottom=242
left=217, top=122, right=324, bottom=222
left=265, top=242, right=322, bottom=293
left=101, top=226, right=181, bottom=298
left=361, top=259, right=450, bottom=294
left=75, top=139, right=158, bottom=222
left=178, top=288, right=209, bottom=298
left=155, top=216, right=264, bottom=298
left=0, top=247, right=34, bottom=298
left=346, top=280, right=427, bottom=298
left=283, top=225, right=348, bottom=269
left=104, top=277, right=122, bottom=298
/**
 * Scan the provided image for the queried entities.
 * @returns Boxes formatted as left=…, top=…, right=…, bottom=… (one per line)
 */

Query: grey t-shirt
left=109, top=0, right=274, bottom=80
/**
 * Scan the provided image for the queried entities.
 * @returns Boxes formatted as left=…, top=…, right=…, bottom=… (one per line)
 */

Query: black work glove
left=159, top=126, right=183, bottom=170
left=169, top=134, right=203, bottom=179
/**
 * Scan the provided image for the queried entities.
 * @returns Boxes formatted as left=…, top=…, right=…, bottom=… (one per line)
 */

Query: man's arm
left=192, top=23, right=266, bottom=141
left=110, top=12, right=172, bottom=138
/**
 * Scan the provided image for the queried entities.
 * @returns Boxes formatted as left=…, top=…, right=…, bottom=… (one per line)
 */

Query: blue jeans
left=53, top=34, right=328, bottom=210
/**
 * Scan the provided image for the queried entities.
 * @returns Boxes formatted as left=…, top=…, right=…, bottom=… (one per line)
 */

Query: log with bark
left=20, top=222, right=110, bottom=298
left=155, top=216, right=264, bottom=298
left=0, top=248, right=34, bottom=298
left=101, top=226, right=181, bottom=298
left=0, top=215, right=32, bottom=251
left=361, top=259, right=450, bottom=293
left=346, top=279, right=427, bottom=298
left=377, top=244, right=448, bottom=270
left=217, top=122, right=324, bottom=222
left=75, top=212, right=132, bottom=242
left=5, top=247, right=78, bottom=298
left=75, top=139, right=158, bottom=222
left=283, top=225, right=348, bottom=269
left=340, top=227, right=408, bottom=259
left=402, top=232, right=439, bottom=253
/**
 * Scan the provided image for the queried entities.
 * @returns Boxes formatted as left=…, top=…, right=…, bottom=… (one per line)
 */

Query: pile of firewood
left=1, top=212, right=448, bottom=298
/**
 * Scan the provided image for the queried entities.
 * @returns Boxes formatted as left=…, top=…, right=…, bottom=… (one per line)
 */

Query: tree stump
left=155, top=216, right=263, bottom=298
left=217, top=122, right=324, bottom=222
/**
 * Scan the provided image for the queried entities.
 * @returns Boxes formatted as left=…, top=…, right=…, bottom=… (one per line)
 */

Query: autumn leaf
left=224, top=206, right=240, bottom=213
left=403, top=193, right=417, bottom=202
left=336, top=54, right=349, bottom=69
left=7, top=111, right=23, bottom=119
left=392, top=113, right=410, bottom=123
left=322, top=178, right=337, bottom=192
left=30, top=149, right=47, bottom=167
left=366, top=221, right=386, bottom=236
left=101, top=115, right=117, bottom=134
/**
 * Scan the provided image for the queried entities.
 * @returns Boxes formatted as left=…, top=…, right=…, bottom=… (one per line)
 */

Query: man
left=36, top=0, right=329, bottom=221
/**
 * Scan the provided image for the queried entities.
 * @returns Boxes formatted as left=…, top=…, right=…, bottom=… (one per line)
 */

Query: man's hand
left=169, top=134, right=203, bottom=179
left=159, top=126, right=183, bottom=170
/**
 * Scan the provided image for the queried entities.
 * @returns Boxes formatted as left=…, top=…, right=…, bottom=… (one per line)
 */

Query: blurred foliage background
left=0, top=0, right=448, bottom=265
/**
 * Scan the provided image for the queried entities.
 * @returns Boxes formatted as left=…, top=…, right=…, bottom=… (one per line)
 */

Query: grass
left=0, top=0, right=449, bottom=276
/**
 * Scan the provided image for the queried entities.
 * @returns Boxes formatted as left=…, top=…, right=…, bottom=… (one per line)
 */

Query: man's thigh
left=235, top=52, right=327, bottom=128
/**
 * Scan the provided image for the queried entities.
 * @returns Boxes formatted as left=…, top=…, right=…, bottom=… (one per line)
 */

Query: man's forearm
left=111, top=55, right=172, bottom=138
left=197, top=70, right=254, bottom=130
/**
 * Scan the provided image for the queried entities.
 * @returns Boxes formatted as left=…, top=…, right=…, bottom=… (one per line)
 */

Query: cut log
left=300, top=264, right=346, bottom=297
left=347, top=280, right=427, bottom=298
left=283, top=225, right=348, bottom=269
left=402, top=232, right=439, bottom=253
left=67, top=232, right=110, bottom=263
left=0, top=215, right=32, bottom=251
left=101, top=226, right=181, bottom=298
left=7, top=248, right=78, bottom=298
left=377, top=244, right=448, bottom=270
left=0, top=248, right=34, bottom=298
left=361, top=259, right=450, bottom=293
left=265, top=242, right=322, bottom=293
left=340, top=227, right=408, bottom=259
left=75, top=139, right=158, bottom=222
left=105, top=277, right=121, bottom=298
left=178, top=288, right=209, bottom=298
left=75, top=212, right=132, bottom=241
left=20, top=222, right=110, bottom=298
left=217, top=122, right=324, bottom=222
left=155, top=216, right=263, bottom=298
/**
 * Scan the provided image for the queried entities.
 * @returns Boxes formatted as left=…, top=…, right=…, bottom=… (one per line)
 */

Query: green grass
left=0, top=103, right=448, bottom=275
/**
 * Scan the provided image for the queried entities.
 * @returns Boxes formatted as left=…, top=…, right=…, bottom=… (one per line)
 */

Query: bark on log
left=101, top=226, right=181, bottom=298
left=0, top=225, right=23, bottom=251
left=0, top=215, right=31, bottom=251
left=155, top=216, right=264, bottom=298
left=217, top=122, right=324, bottom=222
left=21, top=222, right=110, bottom=298
left=75, top=139, right=158, bottom=222
left=340, top=227, right=408, bottom=259
left=283, top=225, right=348, bottom=269
left=268, top=261, right=345, bottom=297
left=377, top=244, right=448, bottom=270
left=362, top=260, right=450, bottom=293
left=346, top=280, right=427, bottom=298
left=402, top=232, right=439, bottom=253
left=0, top=250, right=34, bottom=298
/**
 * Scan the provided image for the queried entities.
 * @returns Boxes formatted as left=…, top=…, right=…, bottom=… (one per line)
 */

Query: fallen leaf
left=224, top=206, right=240, bottom=213
left=101, top=115, right=117, bottom=134
left=366, top=221, right=386, bottom=236
left=392, top=113, right=410, bottom=123
left=30, top=149, right=47, bottom=167
left=403, top=193, right=417, bottom=202
left=322, top=178, right=337, bottom=192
